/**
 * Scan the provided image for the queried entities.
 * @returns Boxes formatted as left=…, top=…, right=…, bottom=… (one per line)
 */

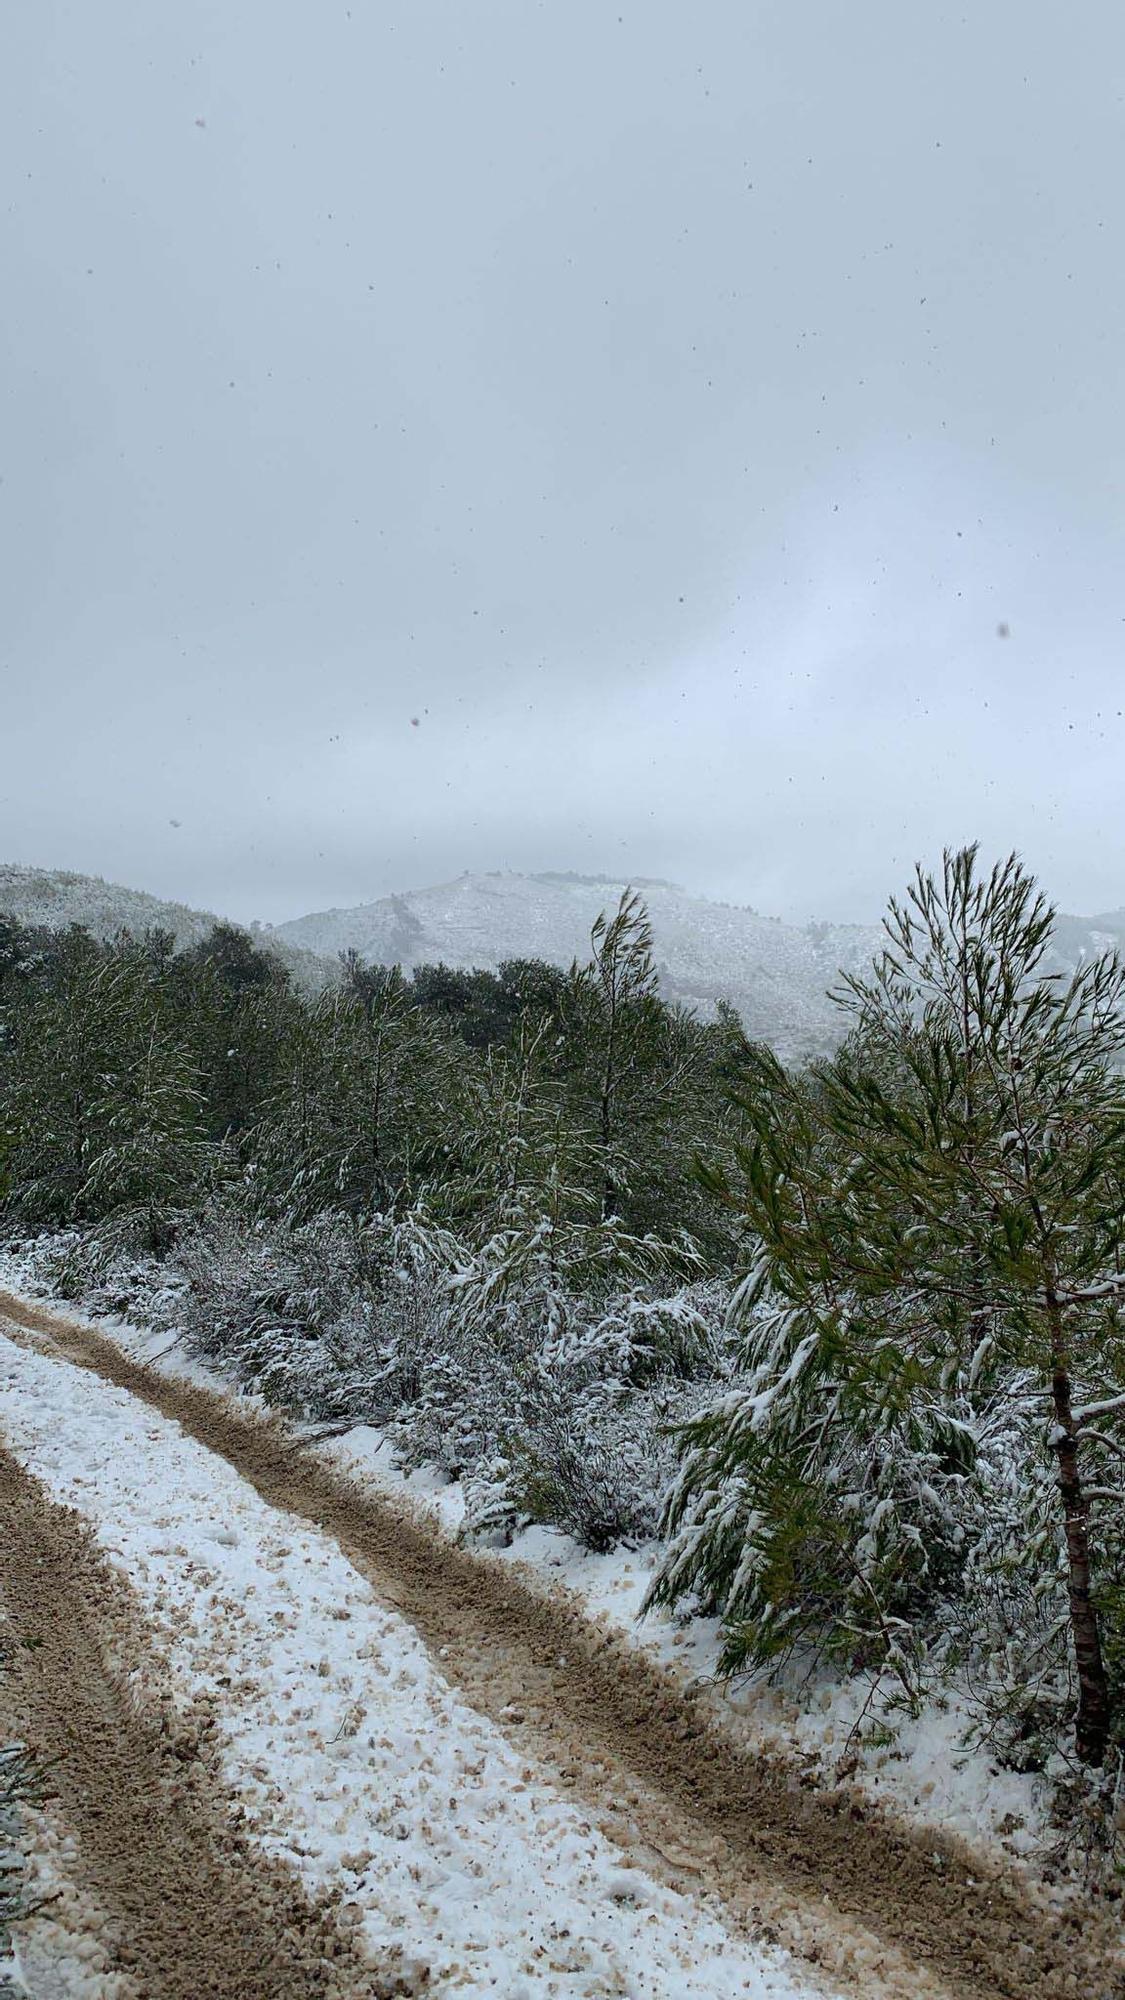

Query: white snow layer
left=0, top=1333, right=827, bottom=2000
left=321, top=1429, right=1047, bottom=1863
left=0, top=1262, right=1047, bottom=1866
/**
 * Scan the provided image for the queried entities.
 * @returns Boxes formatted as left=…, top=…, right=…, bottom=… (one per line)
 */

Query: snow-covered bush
left=376, top=1215, right=730, bottom=1547
left=29, top=1217, right=190, bottom=1326
left=134, top=1195, right=731, bottom=1554
left=326, top=1210, right=470, bottom=1425
left=463, top=1280, right=727, bottom=1547
left=172, top=1200, right=377, bottom=1412
left=647, top=1270, right=979, bottom=1703
left=502, top=1375, right=692, bottom=1550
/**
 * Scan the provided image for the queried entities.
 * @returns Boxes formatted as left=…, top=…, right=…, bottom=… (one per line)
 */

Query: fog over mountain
left=6, top=861, right=1123, bottom=1063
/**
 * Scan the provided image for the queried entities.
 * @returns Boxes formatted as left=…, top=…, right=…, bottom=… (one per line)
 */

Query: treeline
left=0, top=894, right=744, bottom=1255
left=2, top=854, right=1125, bottom=1788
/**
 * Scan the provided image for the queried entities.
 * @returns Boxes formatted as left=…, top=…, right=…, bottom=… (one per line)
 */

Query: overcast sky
left=2, top=3, right=1123, bottom=925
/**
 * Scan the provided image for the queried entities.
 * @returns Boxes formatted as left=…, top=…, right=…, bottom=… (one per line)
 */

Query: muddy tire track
left=0, top=1440, right=409, bottom=2000
left=2, top=1289, right=1122, bottom=2000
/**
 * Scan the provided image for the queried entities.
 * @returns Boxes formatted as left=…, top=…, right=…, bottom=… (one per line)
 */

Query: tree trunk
left=599, top=1001, right=617, bottom=1222
left=1047, top=1297, right=1110, bottom=1766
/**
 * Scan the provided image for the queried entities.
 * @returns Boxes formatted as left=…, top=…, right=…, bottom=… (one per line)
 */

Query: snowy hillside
left=271, top=870, right=882, bottom=1057
left=274, top=871, right=1125, bottom=1059
left=0, top=865, right=332, bottom=994
left=5, top=862, right=1122, bottom=1062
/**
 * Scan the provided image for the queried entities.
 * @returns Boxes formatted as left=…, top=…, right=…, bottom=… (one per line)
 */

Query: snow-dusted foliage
left=160, top=1198, right=731, bottom=1552
left=148, top=1202, right=429, bottom=1415
left=651, top=1275, right=1108, bottom=1759
left=650, top=1266, right=978, bottom=1699
left=649, top=847, right=1125, bottom=1788
left=29, top=1220, right=192, bottom=1325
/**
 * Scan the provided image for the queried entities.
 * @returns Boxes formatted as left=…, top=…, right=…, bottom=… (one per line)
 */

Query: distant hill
left=274, top=871, right=1125, bottom=1061
left=272, top=870, right=885, bottom=1060
left=0, top=864, right=331, bottom=994
left=7, top=863, right=1121, bottom=1063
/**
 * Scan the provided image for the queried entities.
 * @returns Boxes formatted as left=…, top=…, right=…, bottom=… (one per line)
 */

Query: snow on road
left=0, top=1332, right=829, bottom=2000
left=322, top=1432, right=1045, bottom=1865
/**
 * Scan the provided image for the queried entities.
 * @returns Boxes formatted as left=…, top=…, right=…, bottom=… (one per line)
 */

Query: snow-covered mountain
left=0, top=864, right=330, bottom=993
left=271, top=871, right=882, bottom=1058
left=274, top=870, right=1125, bottom=1061
left=7, top=863, right=1123, bottom=1062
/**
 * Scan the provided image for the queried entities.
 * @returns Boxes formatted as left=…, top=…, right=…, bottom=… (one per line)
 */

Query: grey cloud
left=2, top=3, right=1122, bottom=925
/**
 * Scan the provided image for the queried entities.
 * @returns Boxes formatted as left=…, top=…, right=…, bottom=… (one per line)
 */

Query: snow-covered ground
left=0, top=1328, right=832, bottom=2000
left=321, top=1434, right=1047, bottom=1867
left=5, top=1805, right=134, bottom=2000
left=0, top=1247, right=1050, bottom=1874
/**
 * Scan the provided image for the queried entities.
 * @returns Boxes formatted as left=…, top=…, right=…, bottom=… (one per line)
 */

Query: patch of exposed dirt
left=0, top=1438, right=416, bottom=2000
left=3, top=1289, right=1123, bottom=2000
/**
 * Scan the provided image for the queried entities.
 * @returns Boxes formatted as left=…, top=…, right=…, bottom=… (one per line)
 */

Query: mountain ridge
left=270, top=868, right=1125, bottom=1061
left=0, top=863, right=330, bottom=994
left=5, top=862, right=1123, bottom=1062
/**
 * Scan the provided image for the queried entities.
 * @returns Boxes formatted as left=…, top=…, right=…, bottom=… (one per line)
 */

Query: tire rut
left=2, top=1290, right=1122, bottom=2000
left=0, top=1439, right=409, bottom=2000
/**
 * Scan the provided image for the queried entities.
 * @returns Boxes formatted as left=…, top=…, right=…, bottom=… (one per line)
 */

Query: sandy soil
left=1, top=1287, right=1122, bottom=2000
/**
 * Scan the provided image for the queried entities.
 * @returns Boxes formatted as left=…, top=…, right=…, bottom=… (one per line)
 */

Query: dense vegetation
left=2, top=852, right=1124, bottom=1805
left=0, top=896, right=746, bottom=1554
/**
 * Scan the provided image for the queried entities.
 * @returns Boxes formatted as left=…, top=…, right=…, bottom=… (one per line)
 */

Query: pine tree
left=564, top=892, right=708, bottom=1237
left=0, top=935, right=211, bottom=1243
left=254, top=972, right=470, bottom=1219
left=0, top=930, right=115, bottom=1224
left=445, top=1009, right=682, bottom=1316
left=173, top=923, right=293, bottom=1141
left=80, top=955, right=210, bottom=1250
left=653, top=848, right=1125, bottom=1765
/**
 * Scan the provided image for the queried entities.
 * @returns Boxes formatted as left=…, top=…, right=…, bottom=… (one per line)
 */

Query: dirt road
left=1, top=1288, right=1122, bottom=2000
left=0, top=1442, right=406, bottom=1999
